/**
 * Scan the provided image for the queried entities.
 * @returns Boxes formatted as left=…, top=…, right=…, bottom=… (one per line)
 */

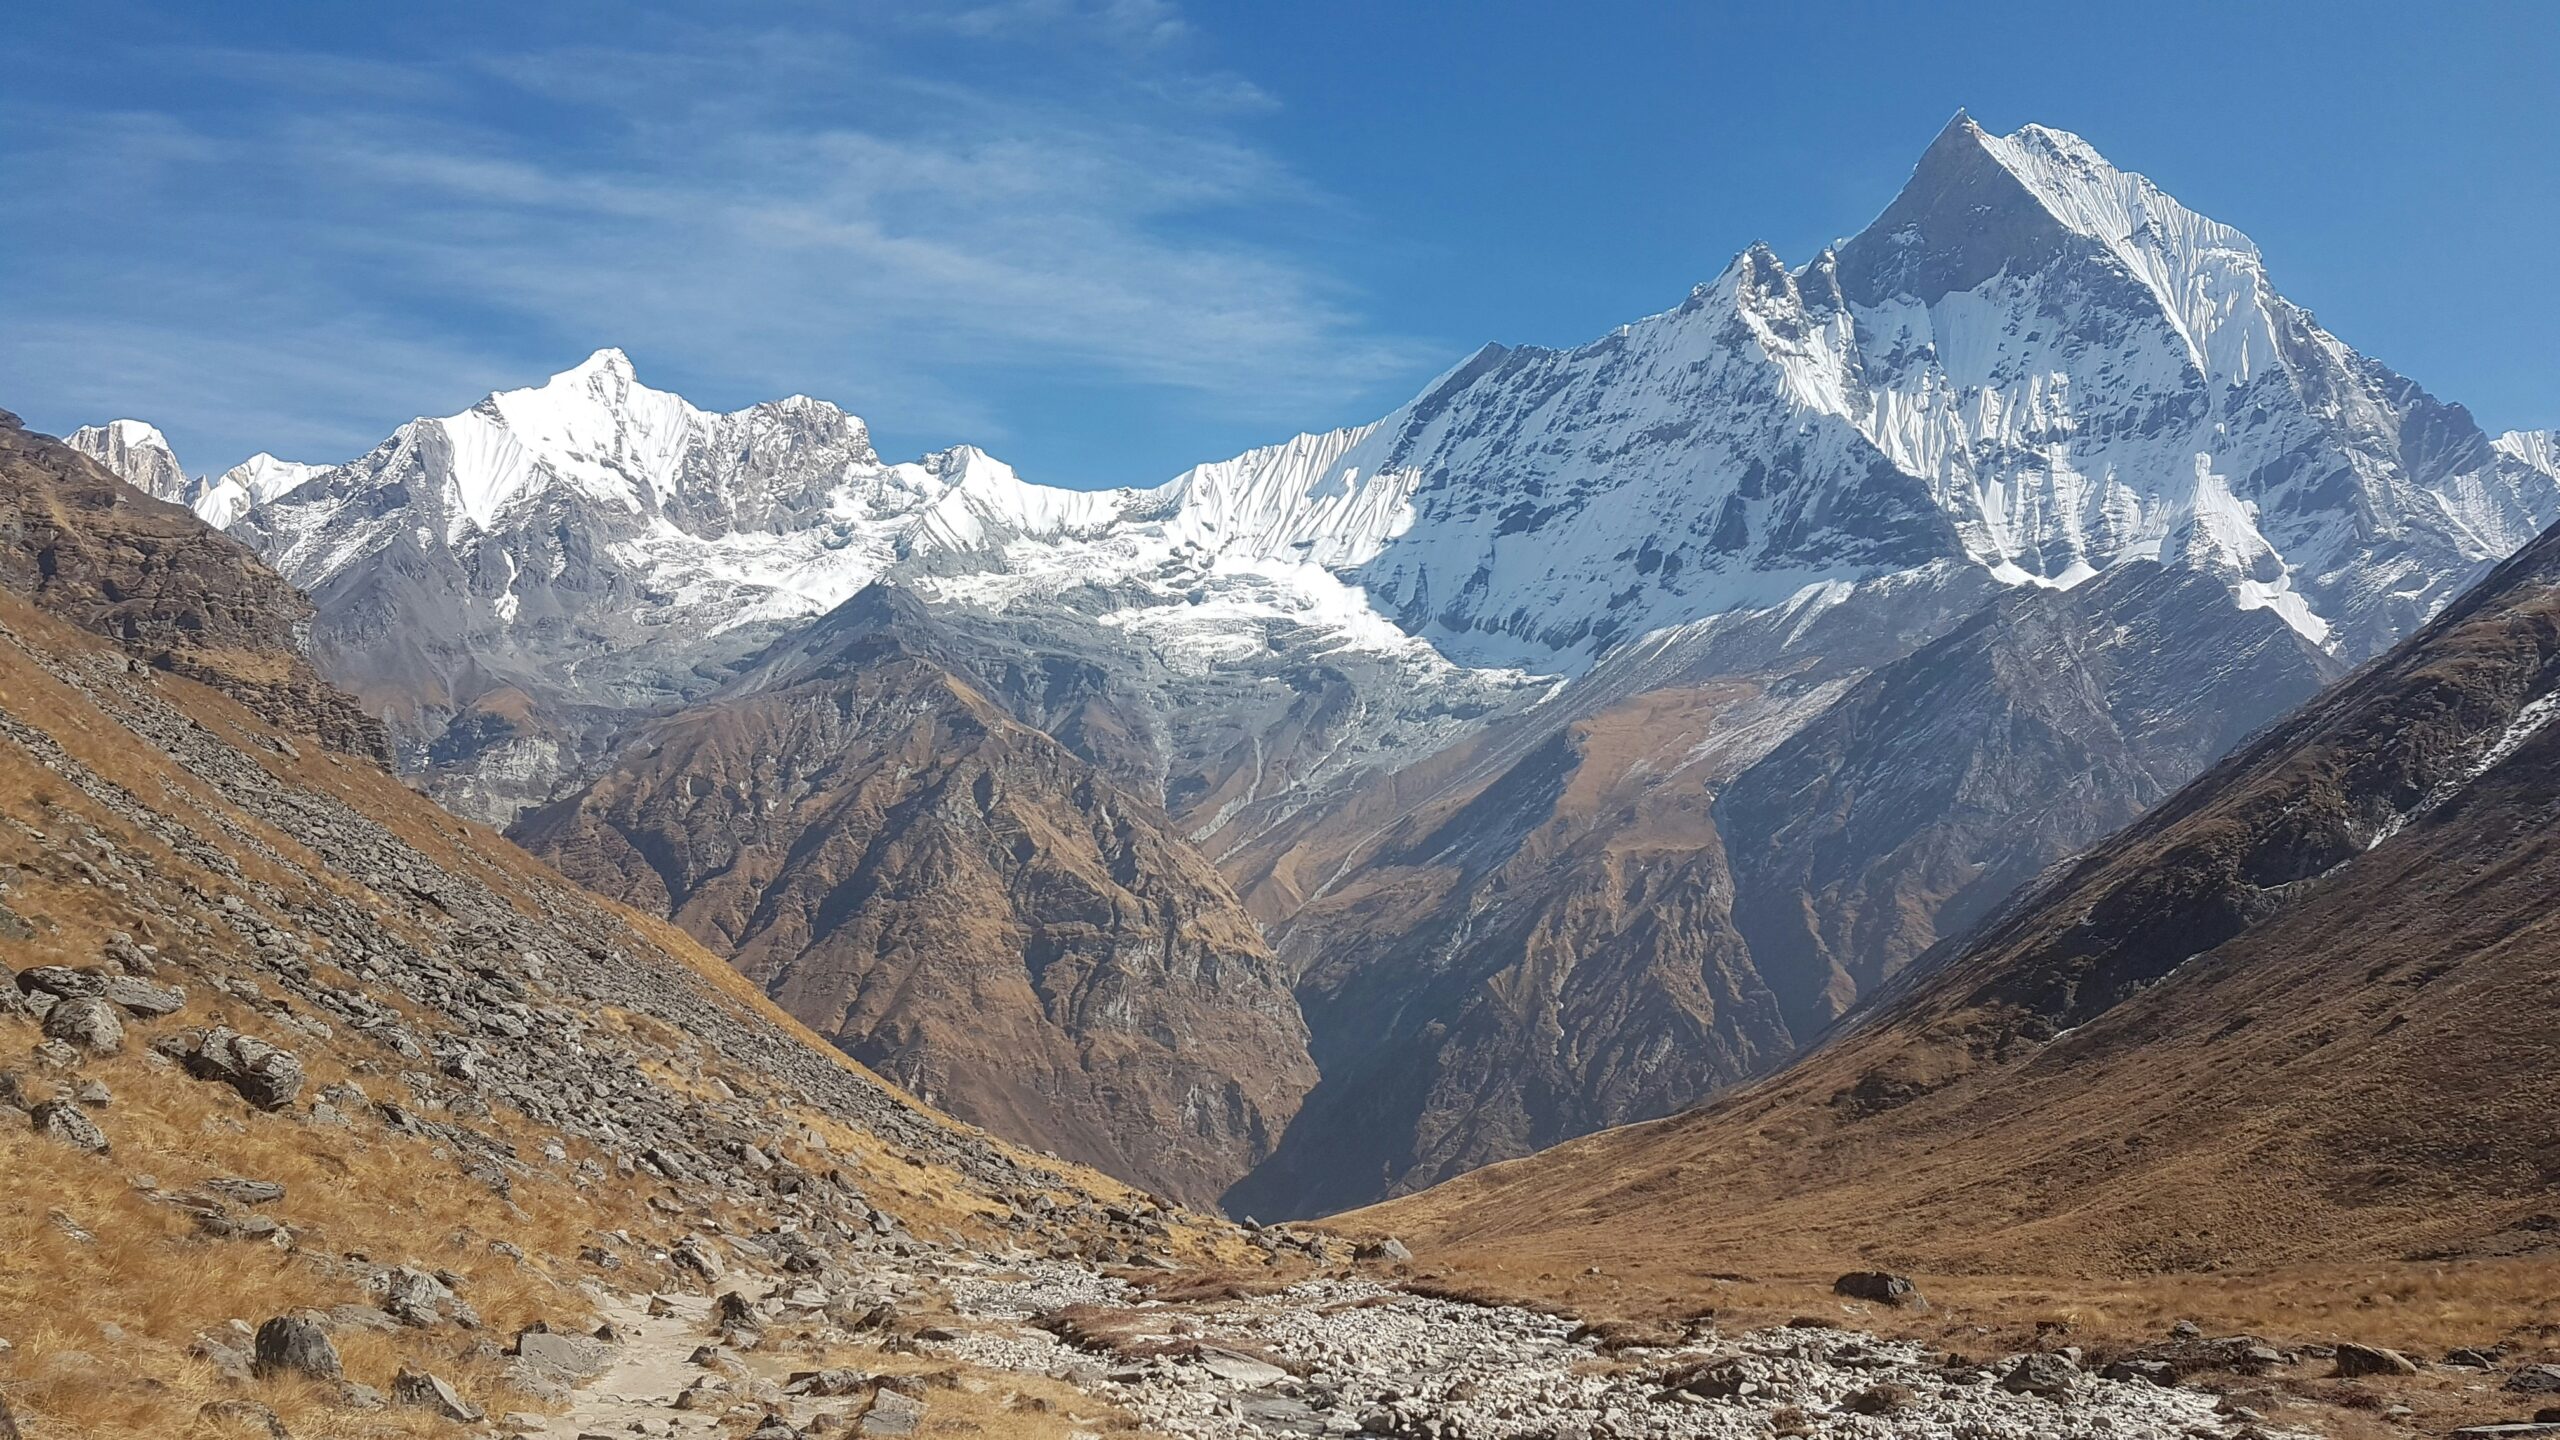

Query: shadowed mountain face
left=1370, top=517, right=2560, bottom=1277
left=1220, top=562, right=2338, bottom=1218
left=513, top=589, right=1315, bottom=1206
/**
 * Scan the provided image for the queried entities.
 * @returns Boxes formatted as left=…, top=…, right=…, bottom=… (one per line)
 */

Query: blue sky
left=3, top=1, right=2553, bottom=488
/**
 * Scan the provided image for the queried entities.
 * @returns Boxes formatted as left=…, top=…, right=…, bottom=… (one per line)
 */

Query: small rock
left=1841, top=1382, right=1914, bottom=1415
left=713, top=1290, right=761, bottom=1334
left=1354, top=1237, right=1414, bottom=1264
left=31, top=1098, right=108, bottom=1154
left=204, top=1177, right=287, bottom=1206
left=1197, top=1348, right=1290, bottom=1388
left=379, top=1265, right=475, bottom=1328
left=251, top=1315, right=341, bottom=1381
left=513, top=1328, right=612, bottom=1380
left=785, top=1368, right=873, bottom=1397
left=392, top=1365, right=484, bottom=1423
left=673, top=1234, right=724, bottom=1280
left=190, top=1332, right=255, bottom=1381
left=860, top=1388, right=927, bottom=1438
left=157, top=1027, right=305, bottom=1110
left=1999, top=1352, right=2079, bottom=1399
left=15, top=966, right=104, bottom=1000
left=195, top=1399, right=289, bottom=1439
left=2101, top=1358, right=2174, bottom=1385
left=2333, top=1342, right=2419, bottom=1377
left=100, top=975, right=186, bottom=1018
left=2516, top=1367, right=2560, bottom=1395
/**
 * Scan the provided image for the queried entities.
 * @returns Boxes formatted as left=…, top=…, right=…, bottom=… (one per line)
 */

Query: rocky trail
left=513, top=1245, right=2299, bottom=1440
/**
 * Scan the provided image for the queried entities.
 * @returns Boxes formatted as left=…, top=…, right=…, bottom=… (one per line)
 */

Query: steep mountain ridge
left=514, top=587, right=1318, bottom=1205
left=0, top=412, right=386, bottom=762
left=1220, top=559, right=2337, bottom=1217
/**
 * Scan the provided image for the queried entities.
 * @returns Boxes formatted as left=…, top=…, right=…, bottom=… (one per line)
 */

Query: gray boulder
left=512, top=1328, right=612, bottom=1381
left=15, top=966, right=104, bottom=1000
left=42, top=997, right=124, bottom=1056
left=203, top=1177, right=287, bottom=1206
left=157, top=1027, right=305, bottom=1110
left=860, top=1388, right=927, bottom=1438
left=1833, top=1271, right=1924, bottom=1307
left=2333, top=1342, right=2419, bottom=1378
left=251, top=1315, right=341, bottom=1381
left=100, top=975, right=186, bottom=1017
left=1999, top=1352, right=2079, bottom=1399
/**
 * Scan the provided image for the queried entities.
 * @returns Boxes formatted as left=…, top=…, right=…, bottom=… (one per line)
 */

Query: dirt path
left=519, top=1293, right=725, bottom=1439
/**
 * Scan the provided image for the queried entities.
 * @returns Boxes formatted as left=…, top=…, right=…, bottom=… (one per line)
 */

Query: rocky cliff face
left=514, top=588, right=1315, bottom=1205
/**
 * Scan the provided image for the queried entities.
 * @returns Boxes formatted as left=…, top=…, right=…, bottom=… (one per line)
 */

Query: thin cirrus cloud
left=0, top=6, right=1424, bottom=481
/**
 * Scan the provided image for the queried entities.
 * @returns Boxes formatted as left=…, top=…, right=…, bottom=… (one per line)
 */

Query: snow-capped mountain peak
left=194, top=453, right=330, bottom=529
left=65, top=419, right=190, bottom=503
left=444, top=347, right=722, bottom=529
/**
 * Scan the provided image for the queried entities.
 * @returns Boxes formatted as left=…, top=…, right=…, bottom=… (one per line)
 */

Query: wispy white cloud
left=0, top=5, right=1427, bottom=480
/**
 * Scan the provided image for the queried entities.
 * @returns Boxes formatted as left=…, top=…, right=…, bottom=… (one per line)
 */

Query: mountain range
left=63, top=112, right=2560, bottom=1216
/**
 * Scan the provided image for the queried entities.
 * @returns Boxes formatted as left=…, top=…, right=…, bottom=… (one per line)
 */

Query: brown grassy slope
left=1357, top=524, right=2560, bottom=1341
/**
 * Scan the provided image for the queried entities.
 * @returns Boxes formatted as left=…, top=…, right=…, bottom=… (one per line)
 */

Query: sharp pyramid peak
left=562, top=345, right=637, bottom=380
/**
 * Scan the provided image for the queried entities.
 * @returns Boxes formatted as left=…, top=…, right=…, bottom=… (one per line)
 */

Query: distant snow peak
left=64, top=421, right=326, bottom=528
left=196, top=454, right=328, bottom=530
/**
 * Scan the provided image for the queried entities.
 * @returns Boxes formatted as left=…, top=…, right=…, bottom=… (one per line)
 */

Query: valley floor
left=508, top=1243, right=2311, bottom=1440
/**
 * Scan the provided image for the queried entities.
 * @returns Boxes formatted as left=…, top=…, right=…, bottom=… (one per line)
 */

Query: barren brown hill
left=513, top=587, right=1315, bottom=1207
left=1364, top=518, right=2560, bottom=1313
